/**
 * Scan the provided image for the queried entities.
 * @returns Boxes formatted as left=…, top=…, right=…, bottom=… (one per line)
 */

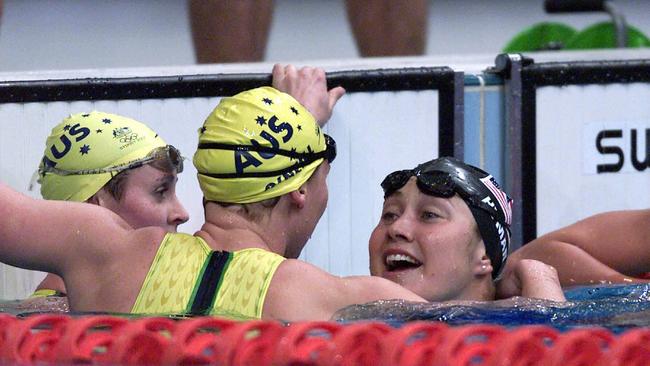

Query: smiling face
left=95, top=164, right=189, bottom=232
left=369, top=178, right=490, bottom=301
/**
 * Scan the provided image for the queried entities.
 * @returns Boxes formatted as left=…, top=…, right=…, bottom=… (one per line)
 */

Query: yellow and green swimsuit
left=131, top=232, right=284, bottom=319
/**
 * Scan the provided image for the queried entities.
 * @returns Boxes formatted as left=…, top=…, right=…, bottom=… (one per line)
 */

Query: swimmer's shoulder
left=264, top=259, right=425, bottom=321
left=105, top=226, right=171, bottom=263
left=263, top=258, right=338, bottom=320
left=274, top=258, right=328, bottom=277
left=136, top=227, right=181, bottom=250
left=95, top=228, right=179, bottom=286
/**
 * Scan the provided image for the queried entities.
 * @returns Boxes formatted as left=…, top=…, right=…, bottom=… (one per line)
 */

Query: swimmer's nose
left=169, top=197, right=189, bottom=230
left=387, top=215, right=414, bottom=243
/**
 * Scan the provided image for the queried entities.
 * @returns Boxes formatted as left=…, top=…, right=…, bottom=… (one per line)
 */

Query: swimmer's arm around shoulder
left=263, top=259, right=425, bottom=321
left=514, top=209, right=650, bottom=284
left=510, top=240, right=638, bottom=287
left=549, top=210, right=650, bottom=275
left=0, top=182, right=132, bottom=276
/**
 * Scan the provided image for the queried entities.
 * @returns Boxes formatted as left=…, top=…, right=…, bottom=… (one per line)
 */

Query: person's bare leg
left=345, top=0, right=428, bottom=57
left=189, top=0, right=274, bottom=63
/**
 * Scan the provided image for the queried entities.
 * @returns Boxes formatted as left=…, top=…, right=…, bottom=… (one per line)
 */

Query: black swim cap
left=380, top=157, right=513, bottom=279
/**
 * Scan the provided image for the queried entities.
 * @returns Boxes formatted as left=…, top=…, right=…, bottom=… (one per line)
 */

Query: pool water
left=2, top=284, right=650, bottom=333
left=0, top=296, right=69, bottom=315
left=332, top=283, right=650, bottom=333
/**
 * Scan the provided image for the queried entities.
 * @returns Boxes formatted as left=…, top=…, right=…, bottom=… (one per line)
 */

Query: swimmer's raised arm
left=272, top=64, right=345, bottom=126
left=511, top=209, right=650, bottom=286
left=0, top=182, right=133, bottom=277
left=263, top=259, right=425, bottom=321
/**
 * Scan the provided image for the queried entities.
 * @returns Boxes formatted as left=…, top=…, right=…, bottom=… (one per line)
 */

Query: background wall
left=0, top=0, right=649, bottom=72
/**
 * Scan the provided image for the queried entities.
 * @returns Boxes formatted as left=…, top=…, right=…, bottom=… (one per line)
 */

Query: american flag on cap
left=479, top=175, right=513, bottom=225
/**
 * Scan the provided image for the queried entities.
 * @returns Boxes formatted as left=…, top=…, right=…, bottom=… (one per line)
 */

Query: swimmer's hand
left=272, top=64, right=346, bottom=126
left=496, top=259, right=566, bottom=302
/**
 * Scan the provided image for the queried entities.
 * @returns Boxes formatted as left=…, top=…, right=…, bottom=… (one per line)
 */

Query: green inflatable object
left=503, top=22, right=577, bottom=52
left=565, top=22, right=650, bottom=49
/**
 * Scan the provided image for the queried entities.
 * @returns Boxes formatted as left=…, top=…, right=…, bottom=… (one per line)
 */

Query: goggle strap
left=39, top=156, right=155, bottom=176
left=197, top=142, right=329, bottom=160
left=38, top=145, right=181, bottom=176
left=198, top=156, right=324, bottom=179
left=27, top=169, right=40, bottom=192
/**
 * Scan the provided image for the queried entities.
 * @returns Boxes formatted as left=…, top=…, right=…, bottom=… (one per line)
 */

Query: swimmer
left=508, top=210, right=650, bottom=286
left=369, top=157, right=566, bottom=302
left=0, top=65, right=429, bottom=321
left=28, top=111, right=188, bottom=302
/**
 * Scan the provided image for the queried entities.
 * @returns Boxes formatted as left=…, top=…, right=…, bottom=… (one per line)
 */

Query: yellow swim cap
left=193, top=87, right=335, bottom=204
left=39, top=111, right=166, bottom=202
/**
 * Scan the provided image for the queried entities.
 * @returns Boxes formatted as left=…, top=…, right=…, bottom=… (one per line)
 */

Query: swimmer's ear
left=475, top=255, right=493, bottom=276
left=288, top=189, right=306, bottom=209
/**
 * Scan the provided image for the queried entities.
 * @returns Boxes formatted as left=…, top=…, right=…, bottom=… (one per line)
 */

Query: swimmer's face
left=369, top=178, right=487, bottom=302
left=286, top=161, right=330, bottom=259
left=96, top=164, right=189, bottom=232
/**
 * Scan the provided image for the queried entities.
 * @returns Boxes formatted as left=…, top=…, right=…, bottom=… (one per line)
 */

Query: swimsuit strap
left=188, top=250, right=233, bottom=315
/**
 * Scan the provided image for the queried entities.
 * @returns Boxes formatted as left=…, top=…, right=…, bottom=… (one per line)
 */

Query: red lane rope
left=331, top=322, right=392, bottom=366
left=0, top=314, right=648, bottom=365
left=545, top=328, right=614, bottom=366
left=0, top=314, right=18, bottom=355
left=381, top=321, right=448, bottom=366
left=217, top=319, right=284, bottom=366
left=486, top=325, right=558, bottom=366
left=432, top=324, right=507, bottom=366
left=607, top=328, right=650, bottom=366
left=274, top=321, right=341, bottom=365
left=111, top=318, right=177, bottom=365
left=1, top=314, right=69, bottom=364
left=161, top=316, right=235, bottom=365
left=53, top=315, right=128, bottom=363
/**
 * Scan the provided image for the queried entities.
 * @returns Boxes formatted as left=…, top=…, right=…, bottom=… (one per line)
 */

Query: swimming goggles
left=39, top=145, right=184, bottom=177
left=380, top=159, right=511, bottom=217
left=381, top=168, right=457, bottom=198
left=197, top=134, right=336, bottom=179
